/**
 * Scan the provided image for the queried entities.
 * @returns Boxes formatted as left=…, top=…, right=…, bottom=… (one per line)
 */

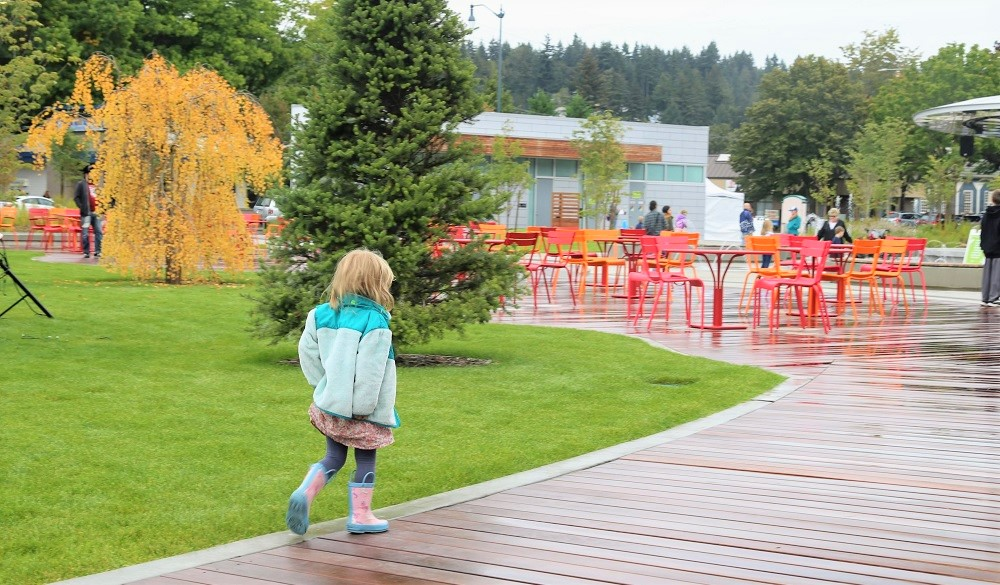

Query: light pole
left=468, top=4, right=504, bottom=113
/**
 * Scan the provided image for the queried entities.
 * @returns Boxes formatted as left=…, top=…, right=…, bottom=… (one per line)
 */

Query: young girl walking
left=286, top=249, right=400, bottom=535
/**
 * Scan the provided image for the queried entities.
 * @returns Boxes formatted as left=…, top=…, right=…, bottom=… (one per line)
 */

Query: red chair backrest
left=504, top=232, right=539, bottom=263
left=793, top=239, right=831, bottom=283
left=542, top=229, right=575, bottom=261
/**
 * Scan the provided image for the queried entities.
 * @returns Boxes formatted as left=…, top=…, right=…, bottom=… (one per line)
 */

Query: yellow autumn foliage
left=26, top=54, right=282, bottom=283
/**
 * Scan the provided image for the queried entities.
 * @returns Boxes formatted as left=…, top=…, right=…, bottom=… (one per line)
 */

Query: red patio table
left=682, top=247, right=765, bottom=330
left=592, top=236, right=643, bottom=298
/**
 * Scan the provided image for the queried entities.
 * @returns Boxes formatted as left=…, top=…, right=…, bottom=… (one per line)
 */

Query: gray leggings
left=319, top=437, right=377, bottom=483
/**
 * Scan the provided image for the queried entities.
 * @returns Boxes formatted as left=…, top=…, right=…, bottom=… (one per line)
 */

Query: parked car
left=883, top=212, right=920, bottom=227
left=14, top=195, right=55, bottom=209
left=252, top=197, right=282, bottom=222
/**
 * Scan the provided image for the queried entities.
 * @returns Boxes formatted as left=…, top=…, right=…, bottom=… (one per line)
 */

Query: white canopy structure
left=913, top=95, right=1000, bottom=138
left=703, top=179, right=744, bottom=244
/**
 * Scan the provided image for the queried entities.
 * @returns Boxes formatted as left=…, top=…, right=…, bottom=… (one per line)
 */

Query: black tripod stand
left=0, top=235, right=53, bottom=318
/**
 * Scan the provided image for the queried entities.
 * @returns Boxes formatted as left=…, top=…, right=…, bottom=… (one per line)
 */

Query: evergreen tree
left=252, top=0, right=522, bottom=347
left=564, top=93, right=593, bottom=119
left=527, top=89, right=557, bottom=115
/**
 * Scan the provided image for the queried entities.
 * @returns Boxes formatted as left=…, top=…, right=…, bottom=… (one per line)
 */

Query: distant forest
left=462, top=37, right=786, bottom=152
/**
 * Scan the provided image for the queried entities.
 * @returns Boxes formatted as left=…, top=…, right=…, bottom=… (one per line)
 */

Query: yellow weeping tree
left=26, top=54, right=282, bottom=283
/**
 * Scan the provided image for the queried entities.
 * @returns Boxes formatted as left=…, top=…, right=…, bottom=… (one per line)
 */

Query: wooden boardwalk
left=137, top=281, right=1000, bottom=584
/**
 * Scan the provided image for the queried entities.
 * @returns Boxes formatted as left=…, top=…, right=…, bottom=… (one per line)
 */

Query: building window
left=628, top=163, right=644, bottom=181
left=685, top=166, right=704, bottom=183
left=534, top=158, right=554, bottom=177
left=666, top=165, right=685, bottom=182
left=646, top=164, right=665, bottom=182
left=555, top=159, right=578, bottom=178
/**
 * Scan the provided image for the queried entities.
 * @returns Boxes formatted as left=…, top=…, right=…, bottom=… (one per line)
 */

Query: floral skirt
left=308, top=403, right=394, bottom=449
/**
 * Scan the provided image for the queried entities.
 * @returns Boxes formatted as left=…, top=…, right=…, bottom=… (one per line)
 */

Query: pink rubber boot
left=346, top=472, right=388, bottom=534
left=285, top=463, right=330, bottom=535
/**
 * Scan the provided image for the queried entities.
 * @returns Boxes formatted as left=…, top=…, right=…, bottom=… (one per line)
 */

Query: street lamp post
left=468, top=4, right=504, bottom=113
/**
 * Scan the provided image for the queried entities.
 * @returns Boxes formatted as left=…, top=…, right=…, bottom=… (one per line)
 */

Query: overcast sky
left=448, top=0, right=997, bottom=66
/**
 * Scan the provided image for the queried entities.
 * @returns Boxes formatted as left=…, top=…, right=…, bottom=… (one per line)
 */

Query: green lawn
left=0, top=250, right=784, bottom=584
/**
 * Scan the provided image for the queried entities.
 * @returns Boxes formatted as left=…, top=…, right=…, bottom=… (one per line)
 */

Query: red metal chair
left=536, top=229, right=577, bottom=306
left=41, top=208, right=68, bottom=252
left=752, top=239, right=832, bottom=333
left=503, top=232, right=542, bottom=307
left=60, top=208, right=82, bottom=252
left=24, top=208, right=49, bottom=249
left=629, top=236, right=703, bottom=329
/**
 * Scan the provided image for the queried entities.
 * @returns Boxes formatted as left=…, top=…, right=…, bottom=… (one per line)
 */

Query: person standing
left=786, top=207, right=801, bottom=235
left=287, top=249, right=400, bottom=535
left=739, top=202, right=754, bottom=245
left=662, top=205, right=675, bottom=232
left=759, top=218, right=775, bottom=268
left=643, top=200, right=666, bottom=235
left=816, top=208, right=853, bottom=243
left=979, top=189, right=1000, bottom=306
left=73, top=165, right=102, bottom=258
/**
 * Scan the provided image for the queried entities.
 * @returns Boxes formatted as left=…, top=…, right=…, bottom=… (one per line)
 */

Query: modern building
left=458, top=112, right=709, bottom=231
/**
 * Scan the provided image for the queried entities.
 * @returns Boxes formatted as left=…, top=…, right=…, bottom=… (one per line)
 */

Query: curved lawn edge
left=50, top=334, right=805, bottom=585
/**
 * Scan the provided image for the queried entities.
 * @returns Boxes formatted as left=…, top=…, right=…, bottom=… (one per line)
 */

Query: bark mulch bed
left=280, top=354, right=491, bottom=368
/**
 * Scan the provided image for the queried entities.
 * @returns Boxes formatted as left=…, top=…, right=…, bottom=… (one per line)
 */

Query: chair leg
left=738, top=271, right=757, bottom=314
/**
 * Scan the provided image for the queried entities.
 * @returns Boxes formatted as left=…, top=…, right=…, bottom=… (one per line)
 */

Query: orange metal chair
left=873, top=239, right=910, bottom=311
left=264, top=217, right=289, bottom=240
left=574, top=229, right=626, bottom=299
left=752, top=239, right=832, bottom=333
left=820, top=239, right=883, bottom=319
left=888, top=237, right=928, bottom=303
left=476, top=223, right=507, bottom=240
left=0, top=207, right=18, bottom=245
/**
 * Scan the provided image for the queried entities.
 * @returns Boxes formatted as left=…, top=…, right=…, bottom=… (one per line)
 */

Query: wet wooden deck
left=138, top=279, right=1000, bottom=584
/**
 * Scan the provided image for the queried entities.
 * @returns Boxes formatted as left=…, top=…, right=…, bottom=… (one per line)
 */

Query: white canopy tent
left=703, top=180, right=744, bottom=244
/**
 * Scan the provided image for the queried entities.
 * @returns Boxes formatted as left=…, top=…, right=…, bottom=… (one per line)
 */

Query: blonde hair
left=760, top=220, right=773, bottom=235
left=328, top=249, right=395, bottom=311
left=828, top=208, right=840, bottom=216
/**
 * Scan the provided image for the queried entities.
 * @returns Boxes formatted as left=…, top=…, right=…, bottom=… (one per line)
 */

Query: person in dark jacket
left=643, top=200, right=666, bottom=235
left=979, top=189, right=1000, bottom=306
left=73, top=165, right=102, bottom=258
left=816, top=208, right=852, bottom=243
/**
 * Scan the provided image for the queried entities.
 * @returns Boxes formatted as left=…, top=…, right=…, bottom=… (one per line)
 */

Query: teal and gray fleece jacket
left=298, top=294, right=399, bottom=428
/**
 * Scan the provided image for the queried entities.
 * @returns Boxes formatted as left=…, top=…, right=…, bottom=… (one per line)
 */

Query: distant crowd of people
left=636, top=200, right=689, bottom=236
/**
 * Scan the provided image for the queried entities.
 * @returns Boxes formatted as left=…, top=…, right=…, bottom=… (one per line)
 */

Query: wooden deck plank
left=144, top=285, right=999, bottom=584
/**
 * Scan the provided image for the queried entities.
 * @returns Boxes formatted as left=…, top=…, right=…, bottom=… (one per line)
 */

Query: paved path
left=58, top=278, right=999, bottom=584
